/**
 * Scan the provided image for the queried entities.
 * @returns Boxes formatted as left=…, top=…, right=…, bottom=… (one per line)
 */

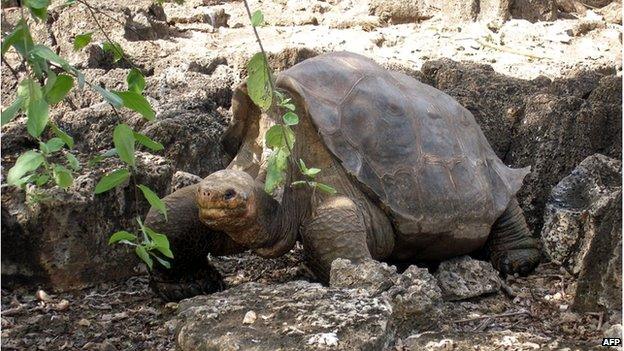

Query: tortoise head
left=197, top=169, right=278, bottom=249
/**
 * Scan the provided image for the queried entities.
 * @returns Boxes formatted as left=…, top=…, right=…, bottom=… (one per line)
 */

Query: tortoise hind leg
left=145, top=183, right=245, bottom=301
left=486, top=197, right=542, bottom=276
left=301, top=196, right=372, bottom=283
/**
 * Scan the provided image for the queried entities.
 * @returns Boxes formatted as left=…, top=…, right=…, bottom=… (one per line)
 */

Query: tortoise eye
left=224, top=189, right=236, bottom=200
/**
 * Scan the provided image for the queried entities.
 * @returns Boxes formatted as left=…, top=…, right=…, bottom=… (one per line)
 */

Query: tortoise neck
left=253, top=181, right=311, bottom=258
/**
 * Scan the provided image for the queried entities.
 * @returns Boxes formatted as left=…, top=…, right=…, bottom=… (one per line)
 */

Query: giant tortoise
left=146, top=51, right=541, bottom=301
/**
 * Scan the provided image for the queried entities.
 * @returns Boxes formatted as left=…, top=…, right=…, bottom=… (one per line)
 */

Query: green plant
left=242, top=1, right=336, bottom=195
left=1, top=0, right=171, bottom=269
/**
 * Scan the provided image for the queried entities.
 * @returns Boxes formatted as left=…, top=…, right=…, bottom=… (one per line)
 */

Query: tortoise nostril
left=224, top=188, right=236, bottom=200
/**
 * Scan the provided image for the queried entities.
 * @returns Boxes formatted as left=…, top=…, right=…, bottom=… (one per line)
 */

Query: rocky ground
left=1, top=247, right=621, bottom=350
left=1, top=0, right=622, bottom=349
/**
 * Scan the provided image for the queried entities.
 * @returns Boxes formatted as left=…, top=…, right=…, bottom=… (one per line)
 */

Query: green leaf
left=143, top=225, right=173, bottom=258
left=150, top=253, right=171, bottom=269
left=1, top=97, right=24, bottom=126
left=43, top=70, right=57, bottom=95
left=282, top=112, right=299, bottom=126
left=17, top=79, right=42, bottom=108
left=102, top=41, right=123, bottom=63
left=246, top=52, right=272, bottom=110
left=113, top=124, right=135, bottom=167
left=27, top=98, right=49, bottom=138
left=126, top=68, right=145, bottom=94
left=133, top=132, right=163, bottom=151
left=137, top=184, right=167, bottom=220
left=52, top=164, right=73, bottom=188
left=35, top=174, right=50, bottom=186
left=25, top=0, right=50, bottom=9
left=135, top=245, right=153, bottom=270
left=305, top=167, right=321, bottom=177
left=265, top=125, right=294, bottom=150
left=31, top=44, right=70, bottom=68
left=65, top=153, right=81, bottom=171
left=94, top=168, right=130, bottom=194
left=315, top=182, right=337, bottom=194
left=51, top=124, right=74, bottom=149
left=45, top=137, right=65, bottom=152
left=92, top=85, right=123, bottom=107
left=89, top=148, right=117, bottom=166
left=251, top=10, right=264, bottom=27
left=7, top=150, right=44, bottom=185
left=264, top=148, right=289, bottom=194
left=73, top=32, right=93, bottom=51
left=114, top=91, right=155, bottom=121
left=2, top=20, right=33, bottom=57
left=2, top=21, right=27, bottom=56
left=45, top=74, right=73, bottom=105
left=290, top=180, right=307, bottom=187
left=29, top=6, right=48, bottom=21
left=109, top=230, right=137, bottom=244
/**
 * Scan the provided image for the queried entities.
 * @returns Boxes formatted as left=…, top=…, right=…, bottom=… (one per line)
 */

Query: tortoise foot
left=150, top=267, right=225, bottom=302
left=491, top=247, right=541, bottom=277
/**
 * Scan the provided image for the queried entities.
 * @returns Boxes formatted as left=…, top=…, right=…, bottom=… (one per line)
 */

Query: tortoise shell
left=274, top=51, right=529, bottom=234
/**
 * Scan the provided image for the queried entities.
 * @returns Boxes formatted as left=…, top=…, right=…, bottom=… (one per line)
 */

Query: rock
left=506, top=75, right=622, bottom=235
left=569, top=20, right=606, bottom=36
left=556, top=0, right=588, bottom=15
left=540, top=154, right=622, bottom=313
left=434, top=256, right=502, bottom=301
left=1, top=153, right=174, bottom=291
left=541, top=154, right=621, bottom=273
left=174, top=281, right=395, bottom=351
left=171, top=171, right=203, bottom=192
left=580, top=0, right=613, bottom=7
left=511, top=0, right=557, bottom=22
left=597, top=1, right=622, bottom=24
left=139, top=104, right=230, bottom=177
left=329, top=258, right=397, bottom=295
left=604, top=324, right=622, bottom=339
left=368, top=0, right=437, bottom=23
left=387, top=265, right=443, bottom=332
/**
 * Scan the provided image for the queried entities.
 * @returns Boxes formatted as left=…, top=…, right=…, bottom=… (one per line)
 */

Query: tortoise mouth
left=199, top=206, right=247, bottom=221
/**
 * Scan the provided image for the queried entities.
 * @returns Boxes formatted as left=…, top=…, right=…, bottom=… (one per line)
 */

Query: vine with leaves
left=242, top=0, right=336, bottom=195
left=1, top=0, right=172, bottom=270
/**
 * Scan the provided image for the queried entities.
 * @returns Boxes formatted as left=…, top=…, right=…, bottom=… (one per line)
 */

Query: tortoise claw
left=492, top=248, right=541, bottom=277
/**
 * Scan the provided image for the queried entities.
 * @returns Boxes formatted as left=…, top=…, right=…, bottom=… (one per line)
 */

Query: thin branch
left=242, top=0, right=299, bottom=174
left=76, top=0, right=142, bottom=72
left=76, top=3, right=159, bottom=48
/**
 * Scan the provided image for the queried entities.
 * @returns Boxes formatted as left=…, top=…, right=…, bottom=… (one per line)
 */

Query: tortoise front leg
left=301, top=196, right=372, bottom=283
left=486, top=197, right=542, bottom=277
left=145, top=183, right=246, bottom=301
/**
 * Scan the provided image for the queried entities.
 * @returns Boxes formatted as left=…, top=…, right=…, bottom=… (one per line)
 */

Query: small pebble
left=35, top=290, right=51, bottom=302
left=54, top=299, right=70, bottom=311
left=78, top=318, right=91, bottom=327
left=243, top=310, right=257, bottom=324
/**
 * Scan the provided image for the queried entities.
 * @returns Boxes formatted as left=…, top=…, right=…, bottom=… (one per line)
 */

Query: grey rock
left=540, top=154, right=622, bottom=313
left=604, top=324, right=623, bottom=339
left=511, top=0, right=557, bottom=22
left=174, top=281, right=395, bottom=351
left=434, top=256, right=502, bottom=301
left=1, top=153, right=174, bottom=291
left=171, top=171, right=203, bottom=192
left=368, top=0, right=438, bottom=23
left=386, top=265, right=443, bottom=332
left=329, top=258, right=397, bottom=295
left=541, top=154, right=621, bottom=274
left=597, top=1, right=622, bottom=24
